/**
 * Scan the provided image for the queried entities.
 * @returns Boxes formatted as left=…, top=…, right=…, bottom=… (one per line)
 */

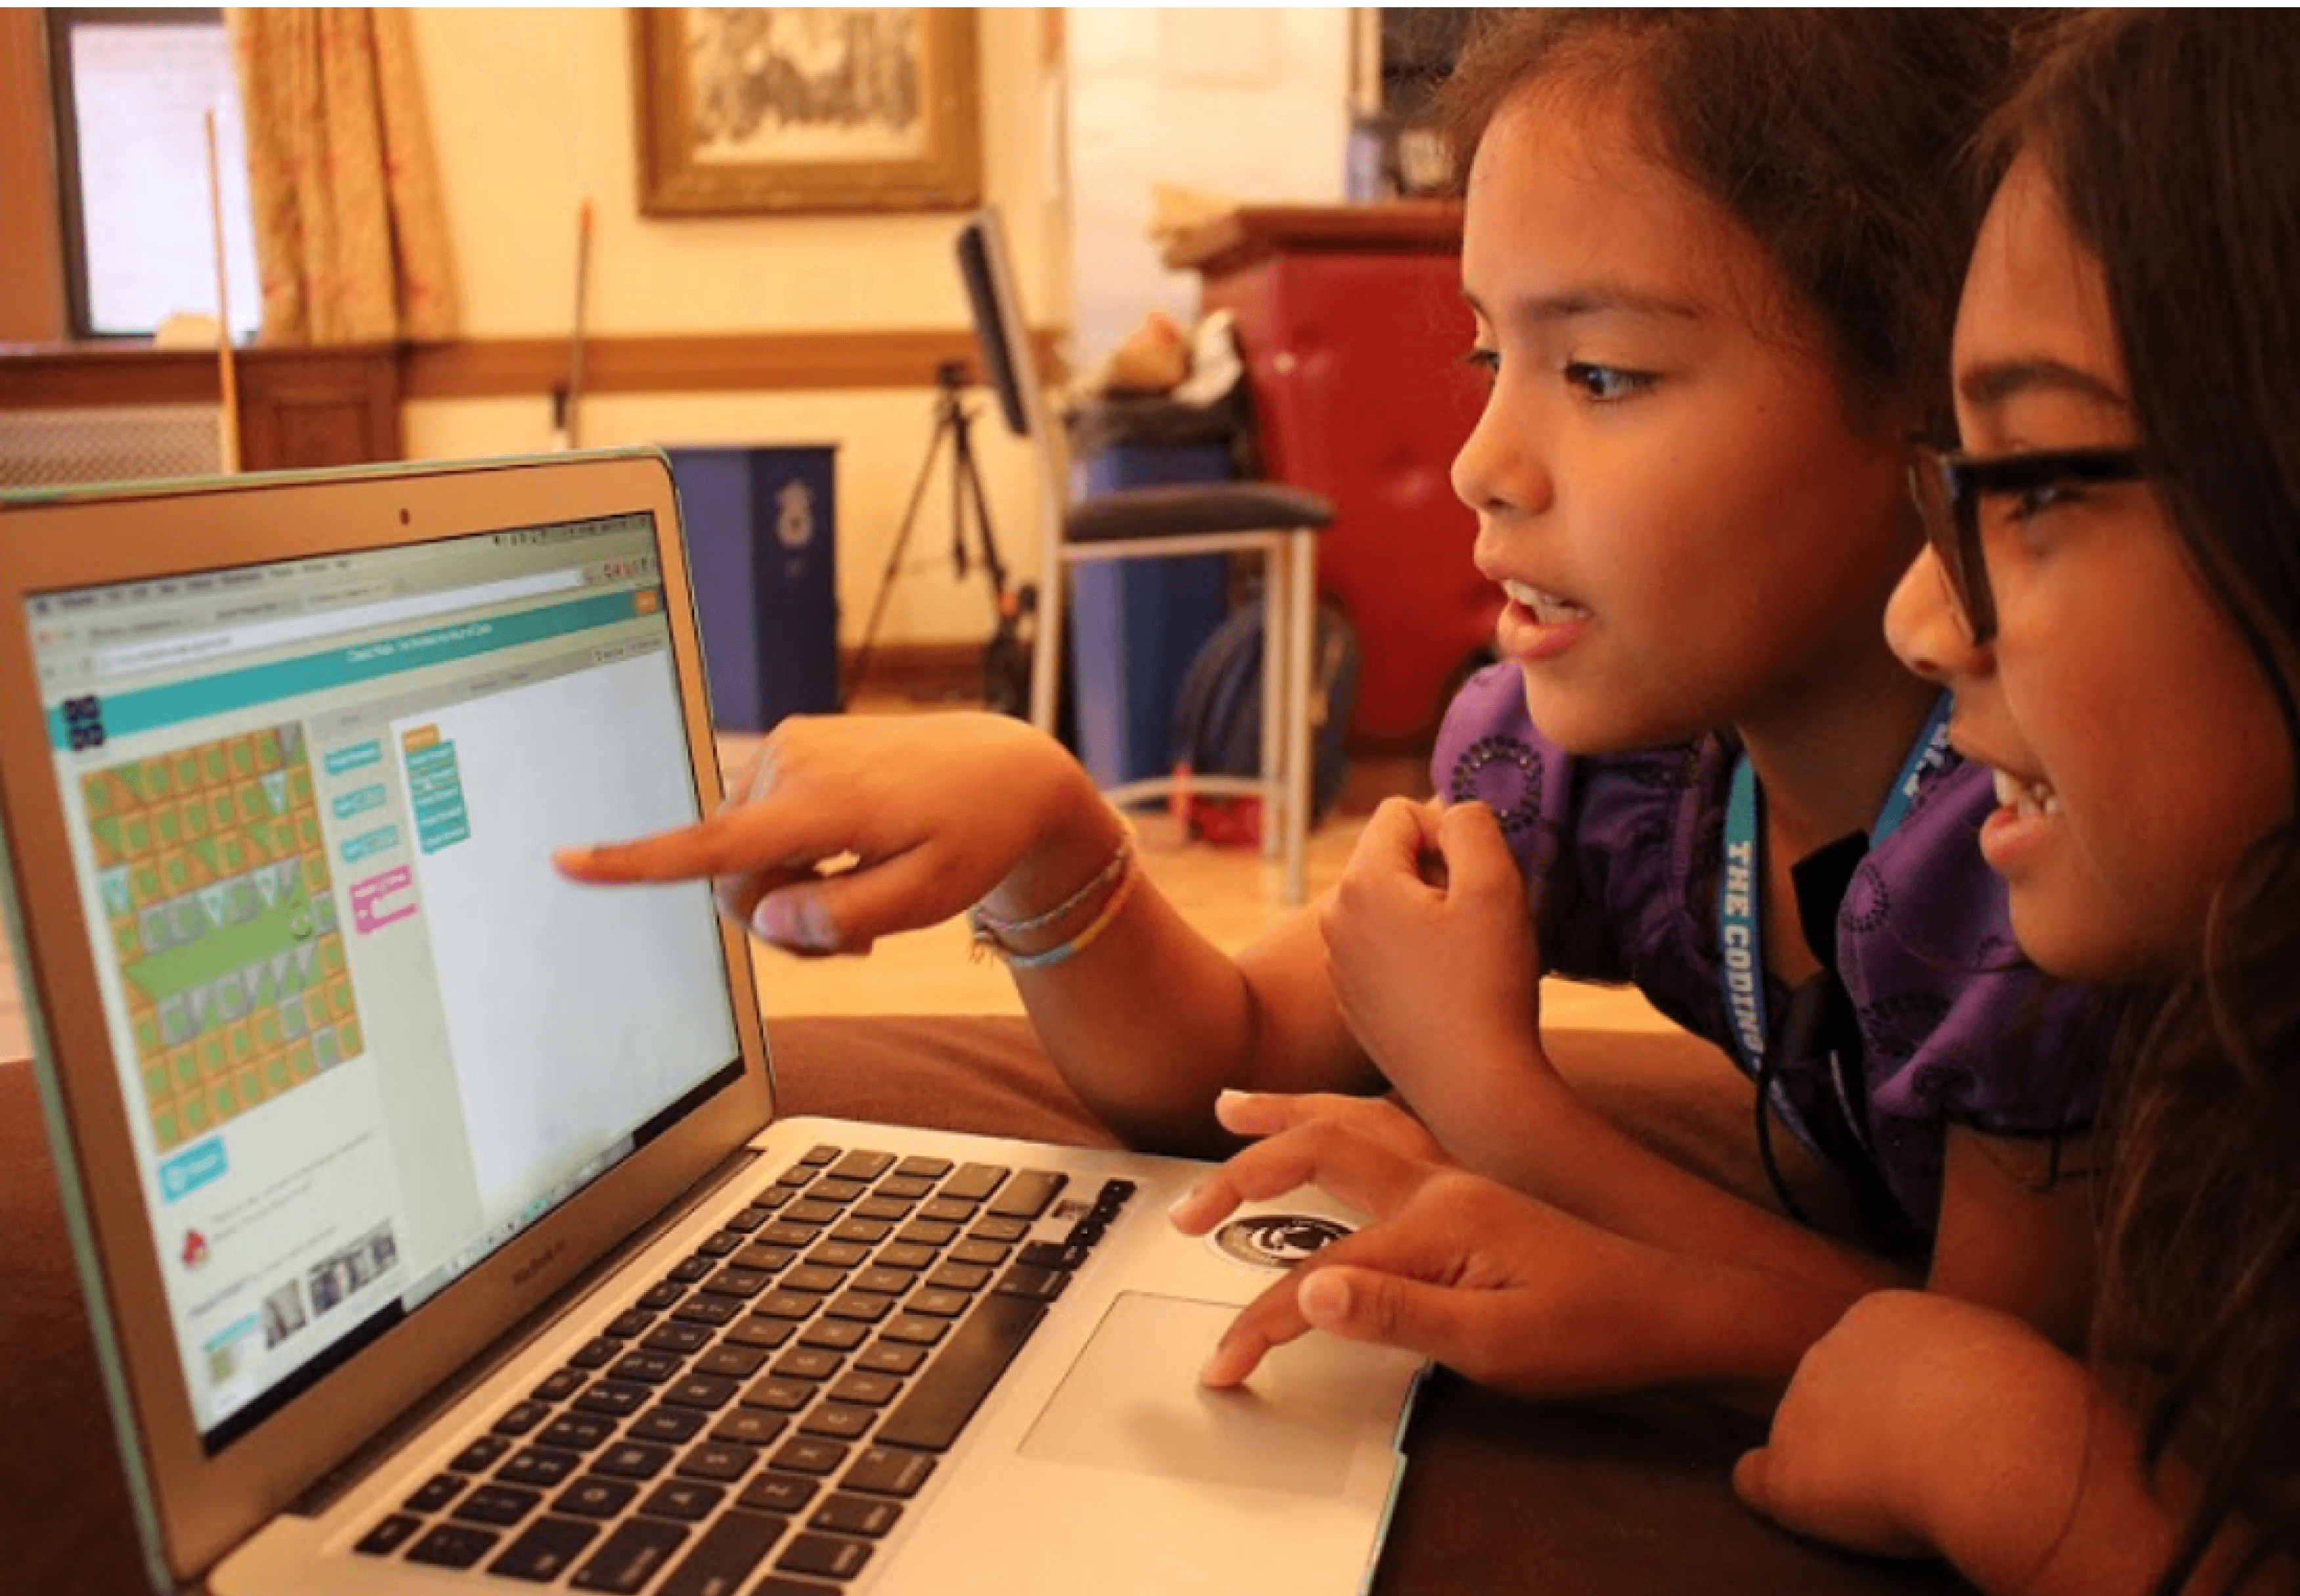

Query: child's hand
left=1733, top=1291, right=2098, bottom=1572
left=1209, top=1087, right=1452, bottom=1167
left=1168, top=1113, right=1689, bottom=1396
left=1319, top=797, right=1548, bottom=1124
left=552, top=712, right=1097, bottom=955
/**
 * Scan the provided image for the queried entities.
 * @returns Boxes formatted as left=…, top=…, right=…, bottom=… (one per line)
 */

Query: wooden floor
left=0, top=712, right=1672, bottom=1068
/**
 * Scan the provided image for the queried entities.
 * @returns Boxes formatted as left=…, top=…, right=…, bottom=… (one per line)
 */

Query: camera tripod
left=846, top=360, right=1035, bottom=716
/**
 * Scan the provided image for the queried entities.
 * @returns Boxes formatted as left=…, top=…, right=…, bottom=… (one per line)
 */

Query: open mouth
left=1500, top=578, right=1590, bottom=626
left=1991, top=766, right=2061, bottom=819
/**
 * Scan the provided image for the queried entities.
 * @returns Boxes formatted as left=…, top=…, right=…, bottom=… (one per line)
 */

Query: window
left=45, top=9, right=260, bottom=341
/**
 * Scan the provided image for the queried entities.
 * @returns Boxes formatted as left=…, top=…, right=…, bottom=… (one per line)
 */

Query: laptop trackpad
left=1017, top=1292, right=1377, bottom=1497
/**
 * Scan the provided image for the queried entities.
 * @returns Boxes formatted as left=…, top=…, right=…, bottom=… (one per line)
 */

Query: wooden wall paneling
left=0, top=12, right=66, bottom=344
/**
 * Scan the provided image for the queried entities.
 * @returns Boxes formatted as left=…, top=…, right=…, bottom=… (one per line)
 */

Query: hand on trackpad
left=1017, top=1292, right=1388, bottom=1497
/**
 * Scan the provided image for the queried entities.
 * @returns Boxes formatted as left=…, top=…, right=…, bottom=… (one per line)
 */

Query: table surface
left=0, top=1018, right=1971, bottom=1595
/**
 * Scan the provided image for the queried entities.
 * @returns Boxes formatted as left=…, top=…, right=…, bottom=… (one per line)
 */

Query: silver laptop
left=0, top=450, right=1422, bottom=1596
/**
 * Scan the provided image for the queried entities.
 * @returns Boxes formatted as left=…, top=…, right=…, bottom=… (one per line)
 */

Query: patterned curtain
left=227, top=9, right=458, bottom=345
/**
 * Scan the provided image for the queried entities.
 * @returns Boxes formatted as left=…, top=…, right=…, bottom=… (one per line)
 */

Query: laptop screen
left=25, top=509, right=742, bottom=1451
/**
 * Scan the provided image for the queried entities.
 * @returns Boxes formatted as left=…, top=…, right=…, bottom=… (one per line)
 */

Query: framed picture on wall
left=632, top=8, right=982, bottom=216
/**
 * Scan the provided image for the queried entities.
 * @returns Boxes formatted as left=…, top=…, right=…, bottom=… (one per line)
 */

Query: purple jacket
left=1433, top=664, right=2100, bottom=1239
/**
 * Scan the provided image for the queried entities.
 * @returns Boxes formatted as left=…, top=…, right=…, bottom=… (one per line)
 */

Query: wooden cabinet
left=1165, top=202, right=1494, bottom=749
left=0, top=343, right=402, bottom=475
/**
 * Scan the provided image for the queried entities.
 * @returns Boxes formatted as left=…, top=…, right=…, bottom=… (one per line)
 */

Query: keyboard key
left=842, top=1444, right=936, bottom=1499
left=940, top=1163, right=1008, bottom=1202
left=407, top=1522, right=501, bottom=1569
left=944, top=1245, right=1008, bottom=1274
left=677, top=1440, right=760, bottom=1482
left=875, top=1175, right=937, bottom=1201
left=722, top=1205, right=773, bottom=1233
left=969, top=1216, right=1030, bottom=1244
left=452, top=1482, right=541, bottom=1526
left=854, top=1196, right=913, bottom=1222
left=353, top=1513, right=423, bottom=1557
left=854, top=1266, right=917, bottom=1297
left=494, top=1400, right=551, bottom=1436
left=553, top=1477, right=639, bottom=1519
left=604, top=1310, right=655, bottom=1339
left=637, top=1479, right=724, bottom=1522
left=752, top=1578, right=845, bottom=1596
left=696, top=1230, right=745, bottom=1257
left=811, top=1492, right=901, bottom=1539
left=797, top=1144, right=843, bottom=1167
left=662, top=1373, right=741, bottom=1410
left=798, top=1404, right=876, bottom=1441
left=532, top=1367, right=590, bottom=1402
left=855, top=1342, right=926, bottom=1377
left=628, top=1406, right=708, bottom=1445
left=732, top=1241, right=802, bottom=1272
left=670, top=1295, right=743, bottom=1328
left=569, top=1335, right=622, bottom=1367
left=695, top=1344, right=770, bottom=1381
left=825, top=1289, right=896, bottom=1324
left=904, top=1288, right=971, bottom=1319
left=798, top=1318, right=871, bottom=1353
left=783, top=1199, right=845, bottom=1226
left=609, top=1351, right=683, bottom=1385
left=594, top=1440, right=676, bottom=1480
left=986, top=1170, right=1068, bottom=1219
left=823, top=1150, right=894, bottom=1182
left=642, top=1321, right=715, bottom=1356
left=919, top=1197, right=978, bottom=1223
left=570, top=1517, right=689, bottom=1593
left=740, top=1472, right=821, bottom=1515
left=657, top=1507, right=791, bottom=1596
left=756, top=1290, right=827, bottom=1322
left=769, top=1436, right=850, bottom=1477
left=805, top=1240, right=873, bottom=1270
left=537, top=1412, right=618, bottom=1452
left=710, top=1410, right=789, bottom=1448
left=781, top=1264, right=850, bottom=1296
left=877, top=1295, right=1047, bottom=1452
left=809, top=1176, right=869, bottom=1204
left=743, top=1375, right=816, bottom=1412
left=893, top=1219, right=959, bottom=1249
left=776, top=1530, right=873, bottom=1582
left=700, top=1266, right=772, bottom=1299
left=404, top=1472, right=466, bottom=1513
left=724, top=1315, right=798, bottom=1352
left=773, top=1347, right=845, bottom=1381
left=668, top=1255, right=715, bottom=1284
left=487, top=1515, right=599, bottom=1583
left=827, top=1217, right=894, bottom=1246
left=575, top=1381, right=649, bottom=1419
left=497, top=1446, right=582, bottom=1489
left=879, top=1314, right=949, bottom=1347
left=890, top=1155, right=952, bottom=1180
left=450, top=1434, right=513, bottom=1473
left=827, top=1372, right=901, bottom=1408
left=1016, top=1241, right=1089, bottom=1273
left=995, top=1264, right=1070, bottom=1303
left=637, top=1282, right=687, bottom=1312
left=876, top=1242, right=938, bottom=1272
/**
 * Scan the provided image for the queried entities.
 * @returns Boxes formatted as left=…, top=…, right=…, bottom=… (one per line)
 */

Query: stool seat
left=1064, top=482, right=1333, bottom=544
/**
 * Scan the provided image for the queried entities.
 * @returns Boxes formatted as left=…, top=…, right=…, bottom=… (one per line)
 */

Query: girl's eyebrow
left=1462, top=284, right=1704, bottom=327
left=1957, top=356, right=2130, bottom=414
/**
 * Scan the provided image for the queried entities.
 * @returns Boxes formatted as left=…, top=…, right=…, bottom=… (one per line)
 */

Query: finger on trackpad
left=1017, top=1292, right=1380, bottom=1496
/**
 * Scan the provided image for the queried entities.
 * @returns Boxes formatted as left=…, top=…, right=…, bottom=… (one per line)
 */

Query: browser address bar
left=93, top=569, right=589, bottom=679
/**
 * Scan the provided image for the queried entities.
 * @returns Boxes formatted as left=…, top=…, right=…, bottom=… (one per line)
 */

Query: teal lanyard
left=1716, top=691, right=1954, bottom=1075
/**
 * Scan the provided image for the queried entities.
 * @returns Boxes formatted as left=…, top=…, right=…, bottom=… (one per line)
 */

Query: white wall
left=1065, top=8, right=1352, bottom=372
left=401, top=7, right=1063, bottom=649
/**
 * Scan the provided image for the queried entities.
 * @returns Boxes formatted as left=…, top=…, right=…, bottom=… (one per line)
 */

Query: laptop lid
left=0, top=450, right=772, bottom=1591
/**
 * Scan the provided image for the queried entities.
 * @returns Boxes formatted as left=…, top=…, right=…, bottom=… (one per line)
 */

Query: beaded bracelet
left=968, top=815, right=1137, bottom=968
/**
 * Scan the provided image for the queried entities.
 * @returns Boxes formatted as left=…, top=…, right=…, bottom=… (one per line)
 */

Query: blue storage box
left=1068, top=432, right=1232, bottom=789
left=666, top=446, right=840, bottom=733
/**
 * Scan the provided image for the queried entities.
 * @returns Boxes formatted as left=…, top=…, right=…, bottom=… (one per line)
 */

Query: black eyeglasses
left=1905, top=443, right=2148, bottom=645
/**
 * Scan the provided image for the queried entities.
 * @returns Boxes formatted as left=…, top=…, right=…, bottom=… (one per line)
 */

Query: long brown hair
left=1433, top=9, right=2032, bottom=433
left=1995, top=11, right=2300, bottom=1591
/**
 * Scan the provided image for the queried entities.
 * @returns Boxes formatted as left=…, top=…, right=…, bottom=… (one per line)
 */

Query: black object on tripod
left=846, top=360, right=1035, bottom=716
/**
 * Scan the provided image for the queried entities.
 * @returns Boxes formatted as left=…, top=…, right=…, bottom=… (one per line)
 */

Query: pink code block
left=350, top=867, right=417, bottom=934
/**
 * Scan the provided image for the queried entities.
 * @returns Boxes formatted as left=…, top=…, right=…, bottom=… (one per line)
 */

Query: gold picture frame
left=633, top=8, right=982, bottom=216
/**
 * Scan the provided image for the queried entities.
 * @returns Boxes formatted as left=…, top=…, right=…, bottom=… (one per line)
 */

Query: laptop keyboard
left=352, top=1143, right=1136, bottom=1593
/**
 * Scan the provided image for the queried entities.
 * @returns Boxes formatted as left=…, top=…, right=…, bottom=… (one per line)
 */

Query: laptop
left=0, top=450, right=1423, bottom=1596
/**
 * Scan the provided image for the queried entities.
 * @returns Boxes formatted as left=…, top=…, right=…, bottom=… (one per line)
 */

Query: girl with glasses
left=565, top=12, right=2104, bottom=1400
left=1735, top=11, right=2300, bottom=1591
